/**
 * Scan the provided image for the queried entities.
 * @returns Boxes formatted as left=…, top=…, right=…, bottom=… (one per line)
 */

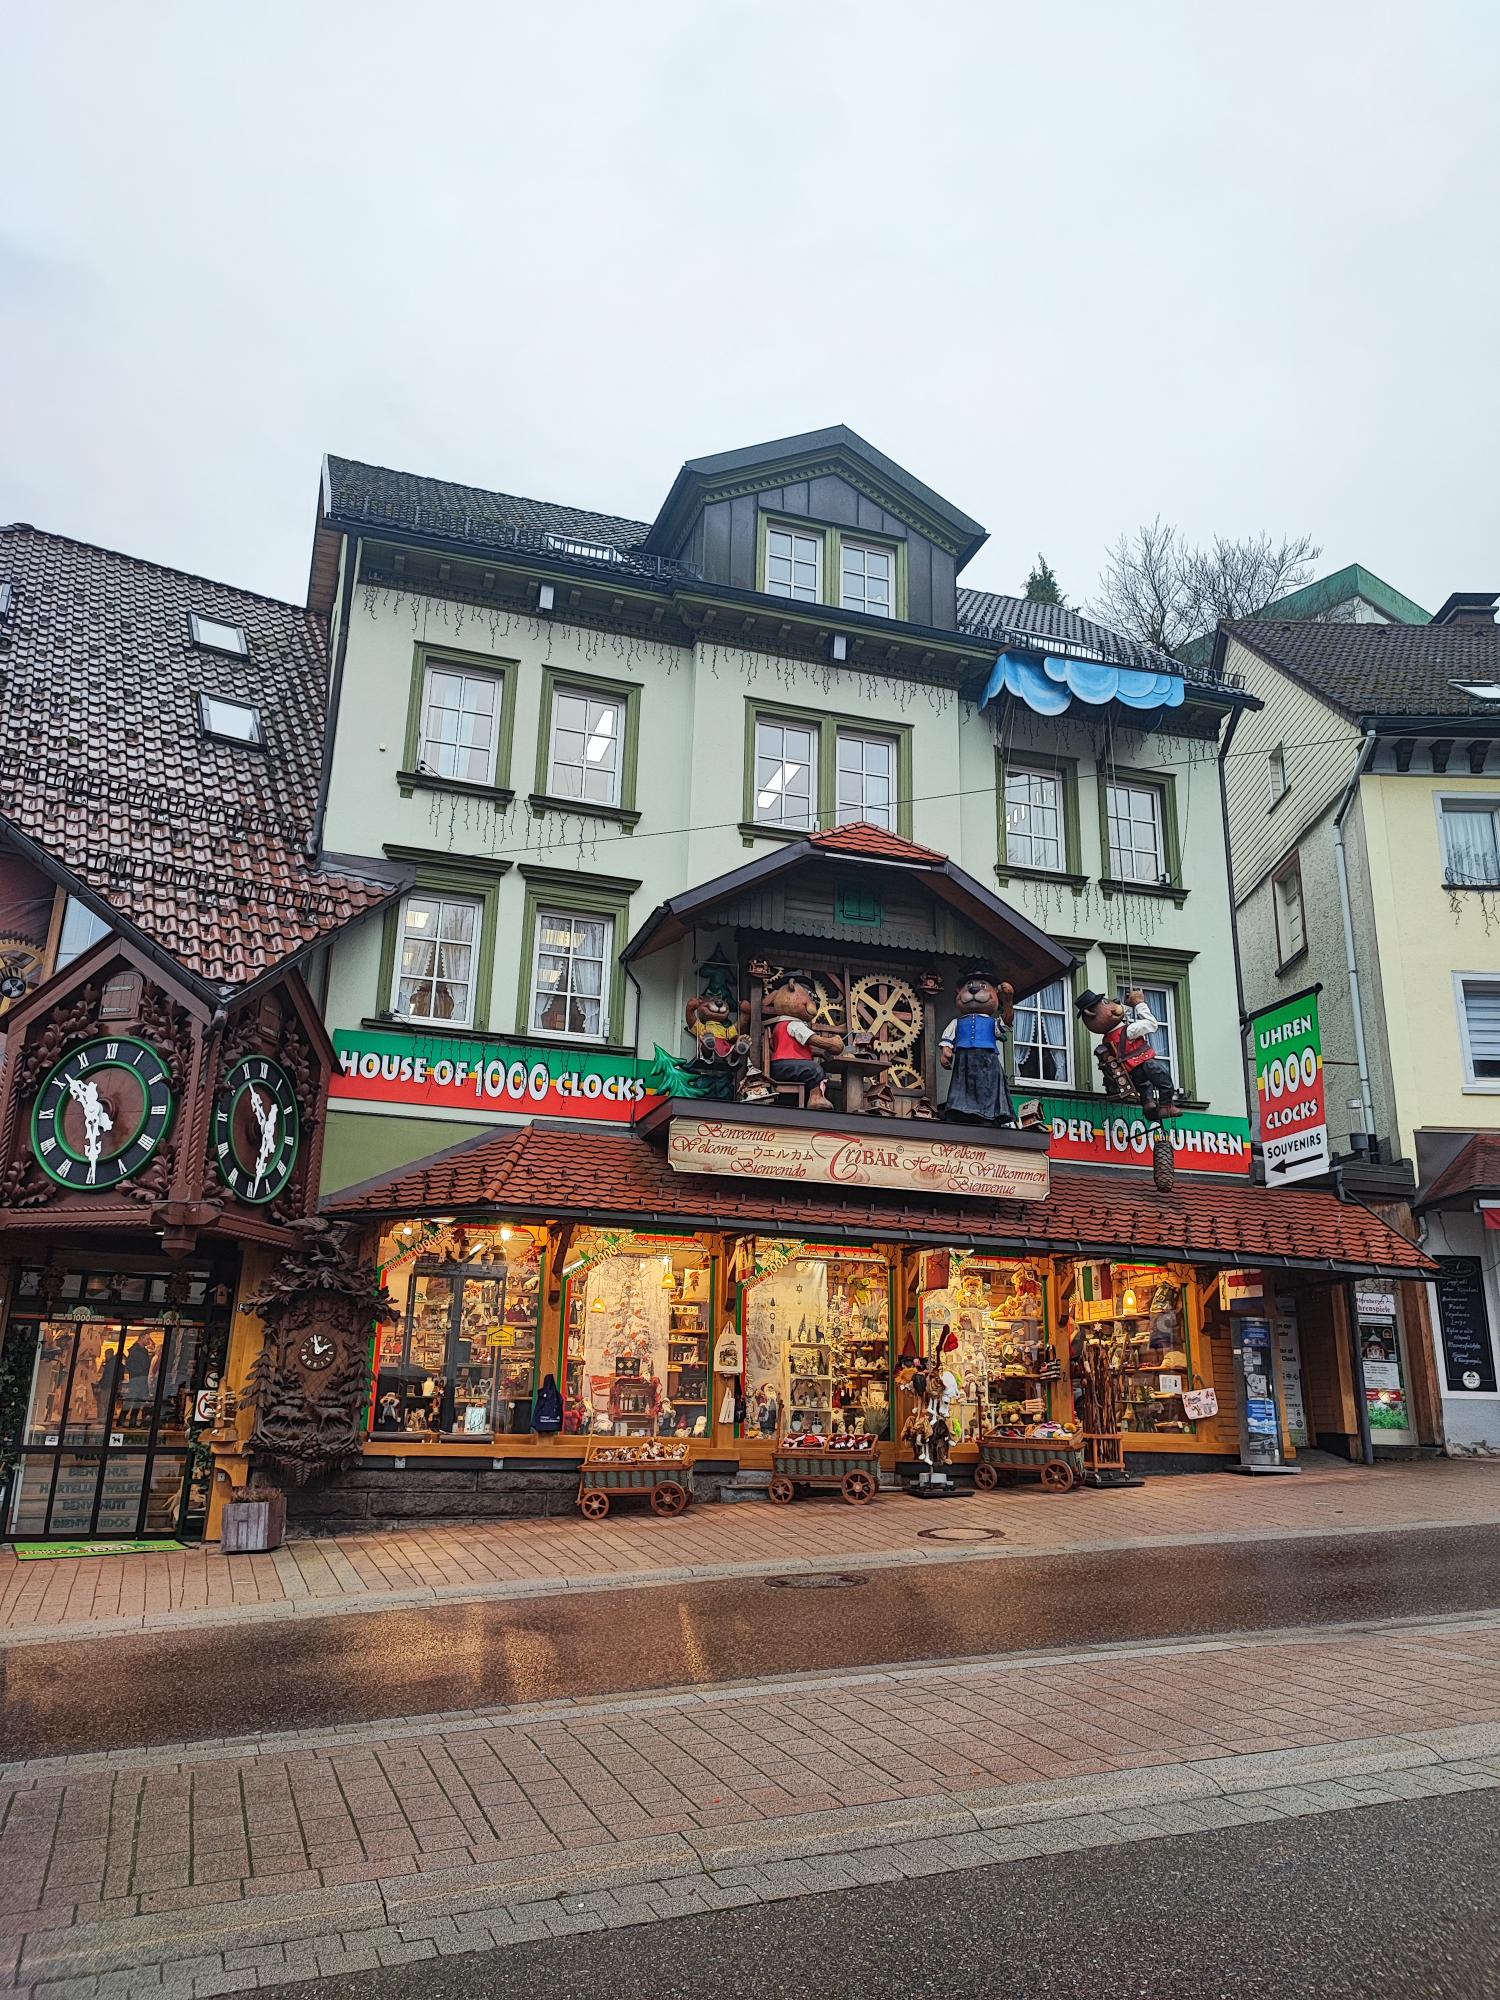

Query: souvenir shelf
left=827, top=1262, right=892, bottom=1441
left=378, top=1253, right=538, bottom=1438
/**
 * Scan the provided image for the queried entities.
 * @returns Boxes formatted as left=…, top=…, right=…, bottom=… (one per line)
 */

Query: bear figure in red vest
left=1077, top=987, right=1178, bottom=1117
left=763, top=971, right=844, bottom=1109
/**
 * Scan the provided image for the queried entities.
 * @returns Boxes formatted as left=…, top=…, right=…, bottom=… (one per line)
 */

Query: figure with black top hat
left=763, top=970, right=844, bottom=1110
left=938, top=966, right=1016, bottom=1126
left=1076, top=987, right=1177, bottom=1116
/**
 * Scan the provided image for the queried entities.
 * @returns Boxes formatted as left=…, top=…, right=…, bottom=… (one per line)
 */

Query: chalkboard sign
left=1435, top=1257, right=1497, bottom=1395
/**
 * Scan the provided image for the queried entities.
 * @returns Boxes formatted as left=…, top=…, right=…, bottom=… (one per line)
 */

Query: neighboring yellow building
left=1220, top=595, right=1500, bottom=1452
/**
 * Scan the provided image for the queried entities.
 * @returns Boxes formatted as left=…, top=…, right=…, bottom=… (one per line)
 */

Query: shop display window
left=563, top=1240, right=712, bottom=1438
left=743, top=1248, right=892, bottom=1441
left=921, top=1257, right=1052, bottom=1440
left=1062, top=1259, right=1198, bottom=1435
left=374, top=1234, right=542, bottom=1437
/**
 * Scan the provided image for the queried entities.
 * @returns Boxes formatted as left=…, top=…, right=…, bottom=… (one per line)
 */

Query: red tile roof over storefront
left=805, top=823, right=949, bottom=864
left=0, top=526, right=400, bottom=990
left=326, top=1123, right=1433, bottom=1277
left=1416, top=1133, right=1500, bottom=1211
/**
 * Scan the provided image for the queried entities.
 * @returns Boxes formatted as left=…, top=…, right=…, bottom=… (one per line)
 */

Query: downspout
left=1332, top=730, right=1379, bottom=1147
left=1215, top=702, right=1258, bottom=1128
left=309, top=535, right=361, bottom=860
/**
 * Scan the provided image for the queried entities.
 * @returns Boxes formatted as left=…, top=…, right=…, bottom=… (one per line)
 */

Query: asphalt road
left=5, top=1522, right=1500, bottom=1758
left=256, top=1787, right=1500, bottom=2000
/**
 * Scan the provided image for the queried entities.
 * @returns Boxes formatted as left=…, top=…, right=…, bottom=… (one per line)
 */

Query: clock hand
left=66, top=1075, right=113, bottom=1181
left=247, top=1084, right=279, bottom=1179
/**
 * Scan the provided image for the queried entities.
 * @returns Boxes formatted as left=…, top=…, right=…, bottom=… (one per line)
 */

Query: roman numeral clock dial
left=30, top=1038, right=175, bottom=1190
left=212, top=1056, right=300, bottom=1204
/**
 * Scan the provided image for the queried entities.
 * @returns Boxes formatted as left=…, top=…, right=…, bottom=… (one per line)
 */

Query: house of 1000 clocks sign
left=665, top=1115, right=1051, bottom=1203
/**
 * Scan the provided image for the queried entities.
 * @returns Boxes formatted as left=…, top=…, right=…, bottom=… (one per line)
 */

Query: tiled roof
left=954, top=588, right=1186, bottom=677
left=325, top=1123, right=1433, bottom=1277
left=806, top=823, right=948, bottom=863
left=0, top=526, right=399, bottom=990
left=1226, top=618, right=1500, bottom=721
left=1416, top=1134, right=1500, bottom=1211
left=324, top=456, right=689, bottom=583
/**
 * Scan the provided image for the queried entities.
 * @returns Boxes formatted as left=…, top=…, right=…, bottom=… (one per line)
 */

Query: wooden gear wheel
left=578, top=1489, right=611, bottom=1519
left=847, top=974, right=921, bottom=1055
left=650, top=1480, right=689, bottom=1516
left=808, top=973, right=846, bottom=1034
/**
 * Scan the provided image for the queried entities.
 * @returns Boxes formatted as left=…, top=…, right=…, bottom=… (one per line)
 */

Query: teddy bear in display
left=683, top=992, right=751, bottom=1072
left=938, top=966, right=1016, bottom=1126
left=762, top=971, right=844, bottom=1110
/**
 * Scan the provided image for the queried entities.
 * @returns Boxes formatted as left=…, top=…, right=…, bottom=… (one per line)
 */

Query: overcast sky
left=3, top=1, right=1496, bottom=617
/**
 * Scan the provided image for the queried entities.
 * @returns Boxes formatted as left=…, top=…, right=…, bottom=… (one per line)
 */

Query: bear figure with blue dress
left=938, top=966, right=1016, bottom=1126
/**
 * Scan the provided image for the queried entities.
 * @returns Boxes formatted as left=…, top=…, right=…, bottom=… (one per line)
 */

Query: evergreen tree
left=1024, top=555, right=1064, bottom=605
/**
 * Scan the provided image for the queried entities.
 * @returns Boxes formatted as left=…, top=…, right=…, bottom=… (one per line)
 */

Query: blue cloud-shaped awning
left=980, top=651, right=1184, bottom=717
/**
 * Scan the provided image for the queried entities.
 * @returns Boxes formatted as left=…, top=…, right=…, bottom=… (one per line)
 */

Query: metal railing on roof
left=336, top=503, right=690, bottom=581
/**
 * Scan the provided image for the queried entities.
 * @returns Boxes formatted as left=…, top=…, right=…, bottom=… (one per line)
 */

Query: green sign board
left=1249, top=988, right=1328, bottom=1184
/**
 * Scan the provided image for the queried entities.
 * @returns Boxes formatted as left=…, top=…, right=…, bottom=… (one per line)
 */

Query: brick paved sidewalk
left=3, top=1456, right=1500, bottom=1648
left=4, top=1612, right=1500, bottom=1995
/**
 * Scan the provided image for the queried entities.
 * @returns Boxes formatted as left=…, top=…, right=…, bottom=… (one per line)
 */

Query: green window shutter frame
left=401, top=642, right=519, bottom=789
left=514, top=864, right=642, bottom=1045
left=741, top=696, right=914, bottom=839
left=533, top=667, right=643, bottom=813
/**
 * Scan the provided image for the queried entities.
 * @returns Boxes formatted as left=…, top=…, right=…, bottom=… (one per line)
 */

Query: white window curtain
left=1442, top=806, right=1500, bottom=886
left=1013, top=977, right=1072, bottom=1085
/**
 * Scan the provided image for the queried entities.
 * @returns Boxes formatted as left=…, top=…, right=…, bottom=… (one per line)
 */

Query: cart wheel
left=579, top=1489, right=610, bottom=1520
left=841, top=1468, right=878, bottom=1506
left=650, top=1480, right=688, bottom=1517
left=972, top=1462, right=1000, bottom=1491
left=768, top=1474, right=796, bottom=1504
left=1041, top=1459, right=1076, bottom=1493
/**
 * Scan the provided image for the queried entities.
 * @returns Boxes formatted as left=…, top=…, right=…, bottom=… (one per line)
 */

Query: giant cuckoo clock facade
left=0, top=934, right=332, bottom=1252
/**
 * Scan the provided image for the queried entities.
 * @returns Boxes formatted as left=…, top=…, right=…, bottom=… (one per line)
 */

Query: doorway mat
left=9, top=1539, right=186, bottom=1561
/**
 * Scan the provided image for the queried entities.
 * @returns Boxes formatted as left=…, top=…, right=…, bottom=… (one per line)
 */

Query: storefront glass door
left=8, top=1313, right=201, bottom=1539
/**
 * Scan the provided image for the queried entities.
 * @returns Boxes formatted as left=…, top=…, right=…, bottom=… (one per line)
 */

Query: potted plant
left=220, top=1481, right=287, bottom=1553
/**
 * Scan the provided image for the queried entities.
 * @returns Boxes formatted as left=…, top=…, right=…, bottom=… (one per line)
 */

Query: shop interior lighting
left=586, top=718, right=614, bottom=763
left=499, top=1225, right=513, bottom=1241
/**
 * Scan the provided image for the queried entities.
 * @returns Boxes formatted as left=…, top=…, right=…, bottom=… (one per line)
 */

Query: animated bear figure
left=762, top=971, right=844, bottom=1110
left=938, top=966, right=1016, bottom=1126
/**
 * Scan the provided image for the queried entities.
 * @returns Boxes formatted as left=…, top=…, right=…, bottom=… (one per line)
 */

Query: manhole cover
left=764, top=1572, right=870, bottom=1590
left=916, top=1525, right=1006, bottom=1544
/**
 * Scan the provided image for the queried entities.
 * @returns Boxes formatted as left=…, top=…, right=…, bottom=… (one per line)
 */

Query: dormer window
left=189, top=611, right=249, bottom=657
left=761, top=520, right=901, bottom=618
left=200, top=693, right=264, bottom=745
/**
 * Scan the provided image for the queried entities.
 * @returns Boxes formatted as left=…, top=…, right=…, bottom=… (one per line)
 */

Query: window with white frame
left=1004, top=768, right=1064, bottom=871
left=764, top=526, right=822, bottom=602
left=1013, top=977, right=1073, bottom=1086
left=835, top=729, right=897, bottom=828
left=1440, top=801, right=1500, bottom=886
left=1115, top=979, right=1178, bottom=1075
left=548, top=688, right=623, bottom=806
left=1457, top=976, right=1500, bottom=1084
left=839, top=541, right=895, bottom=617
left=393, top=893, right=481, bottom=1026
left=1273, top=855, right=1306, bottom=963
left=530, top=910, right=611, bottom=1040
left=755, top=716, right=817, bottom=829
left=417, top=664, right=502, bottom=784
left=1268, top=744, right=1288, bottom=805
left=1106, top=781, right=1166, bottom=883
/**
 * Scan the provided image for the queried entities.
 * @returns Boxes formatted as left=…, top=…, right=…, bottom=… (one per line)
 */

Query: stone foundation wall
left=286, top=1457, right=740, bottom=1533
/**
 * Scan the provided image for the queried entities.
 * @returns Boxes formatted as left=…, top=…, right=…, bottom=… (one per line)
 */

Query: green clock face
left=213, top=1055, right=300, bottom=1204
left=31, top=1038, right=174, bottom=1191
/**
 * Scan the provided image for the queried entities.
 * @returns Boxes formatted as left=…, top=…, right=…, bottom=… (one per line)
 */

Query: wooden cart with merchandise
left=973, top=1434, right=1086, bottom=1494
left=577, top=1439, right=692, bottom=1520
left=768, top=1434, right=880, bottom=1506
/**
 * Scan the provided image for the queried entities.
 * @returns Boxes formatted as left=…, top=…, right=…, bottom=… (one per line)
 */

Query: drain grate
left=764, top=1572, right=870, bottom=1590
left=916, top=1525, right=1006, bottom=1544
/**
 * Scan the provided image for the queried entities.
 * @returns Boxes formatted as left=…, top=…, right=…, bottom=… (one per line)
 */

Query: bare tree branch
left=1090, top=522, right=1321, bottom=661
